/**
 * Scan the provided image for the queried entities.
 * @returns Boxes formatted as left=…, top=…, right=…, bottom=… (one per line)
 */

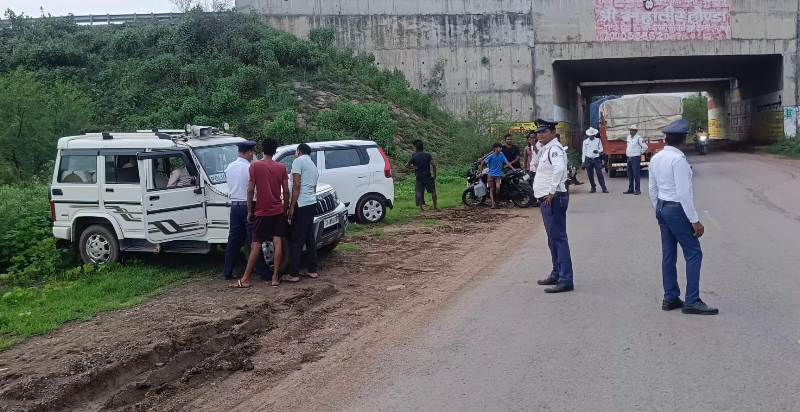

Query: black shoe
left=623, top=190, right=634, bottom=194
left=590, top=188, right=597, bottom=193
left=544, top=283, right=574, bottom=293
left=681, top=300, right=719, bottom=315
left=662, top=298, right=684, bottom=311
left=537, top=277, right=558, bottom=286
left=602, top=189, right=609, bottom=193
left=634, top=191, right=642, bottom=195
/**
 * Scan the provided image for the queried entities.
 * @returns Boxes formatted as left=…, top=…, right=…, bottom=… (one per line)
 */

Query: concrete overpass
left=236, top=0, right=799, bottom=142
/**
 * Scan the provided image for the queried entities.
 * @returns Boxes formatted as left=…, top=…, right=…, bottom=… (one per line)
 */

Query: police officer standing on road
left=222, top=141, right=269, bottom=280
left=625, top=125, right=648, bottom=195
left=582, top=127, right=608, bottom=193
left=533, top=120, right=574, bottom=293
left=649, top=119, right=718, bottom=315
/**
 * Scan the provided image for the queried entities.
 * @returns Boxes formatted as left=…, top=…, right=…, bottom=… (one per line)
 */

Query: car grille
left=315, top=192, right=336, bottom=215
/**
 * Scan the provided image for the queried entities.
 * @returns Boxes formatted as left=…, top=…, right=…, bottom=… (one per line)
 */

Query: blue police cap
left=662, top=119, right=689, bottom=135
left=534, top=119, right=559, bottom=133
left=237, top=141, right=257, bottom=151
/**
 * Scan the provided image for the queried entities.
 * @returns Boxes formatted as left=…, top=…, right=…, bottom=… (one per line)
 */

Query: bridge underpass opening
left=551, top=55, right=785, bottom=146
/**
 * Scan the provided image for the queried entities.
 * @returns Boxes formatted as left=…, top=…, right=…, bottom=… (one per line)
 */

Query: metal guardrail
left=0, top=12, right=190, bottom=27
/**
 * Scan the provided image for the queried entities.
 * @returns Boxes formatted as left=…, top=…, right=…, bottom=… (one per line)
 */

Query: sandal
left=230, top=280, right=251, bottom=289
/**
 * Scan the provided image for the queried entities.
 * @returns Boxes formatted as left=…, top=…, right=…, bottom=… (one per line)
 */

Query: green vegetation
left=682, top=95, right=709, bottom=135
left=767, top=138, right=800, bottom=158
left=0, top=10, right=512, bottom=349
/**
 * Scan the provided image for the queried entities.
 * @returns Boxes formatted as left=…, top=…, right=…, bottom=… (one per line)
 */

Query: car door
left=137, top=150, right=207, bottom=243
left=101, top=152, right=144, bottom=237
left=319, top=147, right=369, bottom=211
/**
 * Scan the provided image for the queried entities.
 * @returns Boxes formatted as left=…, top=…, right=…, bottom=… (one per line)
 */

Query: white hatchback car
left=274, top=140, right=395, bottom=223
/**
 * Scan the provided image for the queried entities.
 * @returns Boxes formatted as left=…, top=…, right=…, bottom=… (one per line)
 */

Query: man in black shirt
left=502, top=133, right=521, bottom=169
left=406, top=140, right=438, bottom=212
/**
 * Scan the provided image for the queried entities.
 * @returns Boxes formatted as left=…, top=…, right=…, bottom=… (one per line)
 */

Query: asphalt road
left=344, top=152, right=800, bottom=412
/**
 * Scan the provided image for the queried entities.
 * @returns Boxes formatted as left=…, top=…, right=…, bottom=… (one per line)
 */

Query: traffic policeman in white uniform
left=649, top=119, right=718, bottom=315
left=625, top=125, right=648, bottom=195
left=533, top=119, right=574, bottom=293
left=222, top=141, right=268, bottom=280
left=581, top=127, right=608, bottom=193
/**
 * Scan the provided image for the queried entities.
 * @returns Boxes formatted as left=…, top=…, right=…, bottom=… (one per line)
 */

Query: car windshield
left=193, top=144, right=239, bottom=184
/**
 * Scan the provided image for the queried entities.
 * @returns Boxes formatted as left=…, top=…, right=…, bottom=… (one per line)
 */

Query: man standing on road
left=524, top=132, right=538, bottom=183
left=234, top=138, right=299, bottom=288
left=502, top=133, right=521, bottom=169
left=649, top=119, right=718, bottom=315
left=222, top=141, right=269, bottom=281
left=533, top=119, right=574, bottom=293
left=406, top=140, right=438, bottom=212
left=625, top=125, right=648, bottom=195
left=482, top=143, right=515, bottom=209
left=581, top=127, right=608, bottom=193
left=287, top=143, right=320, bottom=280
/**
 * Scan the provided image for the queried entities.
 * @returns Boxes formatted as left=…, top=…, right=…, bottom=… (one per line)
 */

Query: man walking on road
left=287, top=143, right=320, bottom=280
left=581, top=127, right=608, bottom=193
left=406, top=140, right=438, bottom=212
left=649, top=119, right=718, bottom=315
left=625, top=125, right=648, bottom=195
left=533, top=119, right=574, bottom=293
left=222, top=141, right=269, bottom=281
left=234, top=138, right=299, bottom=288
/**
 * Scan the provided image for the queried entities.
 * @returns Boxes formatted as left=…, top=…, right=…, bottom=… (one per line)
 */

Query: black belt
left=230, top=201, right=253, bottom=206
left=659, top=200, right=681, bottom=206
left=537, top=192, right=567, bottom=202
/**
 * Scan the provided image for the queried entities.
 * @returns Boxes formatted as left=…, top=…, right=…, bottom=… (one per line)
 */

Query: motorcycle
left=696, top=132, right=709, bottom=155
left=462, top=159, right=536, bottom=208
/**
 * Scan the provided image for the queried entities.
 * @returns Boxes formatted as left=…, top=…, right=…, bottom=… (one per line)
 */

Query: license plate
left=323, top=216, right=338, bottom=228
left=522, top=174, right=530, bottom=181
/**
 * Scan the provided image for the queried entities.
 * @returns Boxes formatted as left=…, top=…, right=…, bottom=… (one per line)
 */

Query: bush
left=309, top=26, right=336, bottom=49
left=263, top=109, right=301, bottom=143
left=768, top=138, right=800, bottom=157
left=313, top=102, right=396, bottom=153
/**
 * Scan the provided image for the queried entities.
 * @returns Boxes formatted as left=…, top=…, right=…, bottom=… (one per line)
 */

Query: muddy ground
left=0, top=207, right=537, bottom=411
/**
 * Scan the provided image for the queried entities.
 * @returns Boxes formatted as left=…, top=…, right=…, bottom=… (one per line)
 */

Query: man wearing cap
left=625, top=125, right=648, bottom=195
left=533, top=119, right=574, bottom=293
left=222, top=141, right=268, bottom=280
left=649, top=119, right=718, bottom=315
left=582, top=127, right=608, bottom=193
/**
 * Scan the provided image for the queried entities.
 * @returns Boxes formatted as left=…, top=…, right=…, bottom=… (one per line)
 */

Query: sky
left=2, top=0, right=180, bottom=17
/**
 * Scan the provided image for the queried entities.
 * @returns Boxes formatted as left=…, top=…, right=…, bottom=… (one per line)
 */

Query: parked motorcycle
left=696, top=132, right=709, bottom=155
left=462, top=159, right=536, bottom=208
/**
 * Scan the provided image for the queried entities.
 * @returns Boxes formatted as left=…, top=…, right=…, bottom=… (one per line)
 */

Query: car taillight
left=49, top=200, right=56, bottom=222
left=378, top=147, right=391, bottom=178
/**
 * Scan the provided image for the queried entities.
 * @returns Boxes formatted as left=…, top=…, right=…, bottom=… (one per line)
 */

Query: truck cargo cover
left=600, top=95, right=683, bottom=141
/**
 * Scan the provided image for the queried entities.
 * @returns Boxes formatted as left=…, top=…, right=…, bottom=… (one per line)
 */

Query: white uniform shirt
left=648, top=146, right=700, bottom=223
left=224, top=157, right=252, bottom=202
left=626, top=134, right=649, bottom=158
left=582, top=137, right=603, bottom=163
left=533, top=139, right=568, bottom=199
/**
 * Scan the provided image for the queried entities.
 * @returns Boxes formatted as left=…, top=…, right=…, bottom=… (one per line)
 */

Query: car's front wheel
left=261, top=238, right=290, bottom=271
left=79, top=224, right=120, bottom=265
left=356, top=194, right=386, bottom=223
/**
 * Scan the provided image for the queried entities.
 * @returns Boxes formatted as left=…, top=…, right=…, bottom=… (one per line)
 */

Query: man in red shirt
left=234, top=138, right=298, bottom=287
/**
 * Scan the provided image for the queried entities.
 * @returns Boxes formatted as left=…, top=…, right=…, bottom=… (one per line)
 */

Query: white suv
left=274, top=140, right=395, bottom=223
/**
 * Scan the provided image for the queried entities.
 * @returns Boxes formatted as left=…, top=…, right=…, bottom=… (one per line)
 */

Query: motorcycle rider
left=482, top=143, right=516, bottom=209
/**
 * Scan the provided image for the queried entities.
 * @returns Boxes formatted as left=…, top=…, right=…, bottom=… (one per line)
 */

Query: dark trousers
left=656, top=201, right=703, bottom=304
left=289, top=204, right=318, bottom=275
left=223, top=203, right=267, bottom=278
left=627, top=156, right=642, bottom=192
left=540, top=192, right=574, bottom=286
left=585, top=157, right=607, bottom=191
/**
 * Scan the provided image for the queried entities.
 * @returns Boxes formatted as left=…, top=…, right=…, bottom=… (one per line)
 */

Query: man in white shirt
left=222, top=141, right=268, bottom=280
left=649, top=119, right=718, bottom=315
left=533, top=119, right=574, bottom=293
left=581, top=127, right=608, bottom=193
left=624, top=125, right=648, bottom=195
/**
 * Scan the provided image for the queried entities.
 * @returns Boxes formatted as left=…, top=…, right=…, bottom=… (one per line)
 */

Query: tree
left=682, top=95, right=708, bottom=135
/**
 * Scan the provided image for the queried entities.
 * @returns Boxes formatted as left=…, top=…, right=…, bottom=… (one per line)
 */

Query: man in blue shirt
left=287, top=143, right=320, bottom=279
left=481, top=143, right=516, bottom=208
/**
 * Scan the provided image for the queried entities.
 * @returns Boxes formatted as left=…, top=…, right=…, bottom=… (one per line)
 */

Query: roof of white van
left=276, top=139, right=377, bottom=152
left=56, top=133, right=246, bottom=150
